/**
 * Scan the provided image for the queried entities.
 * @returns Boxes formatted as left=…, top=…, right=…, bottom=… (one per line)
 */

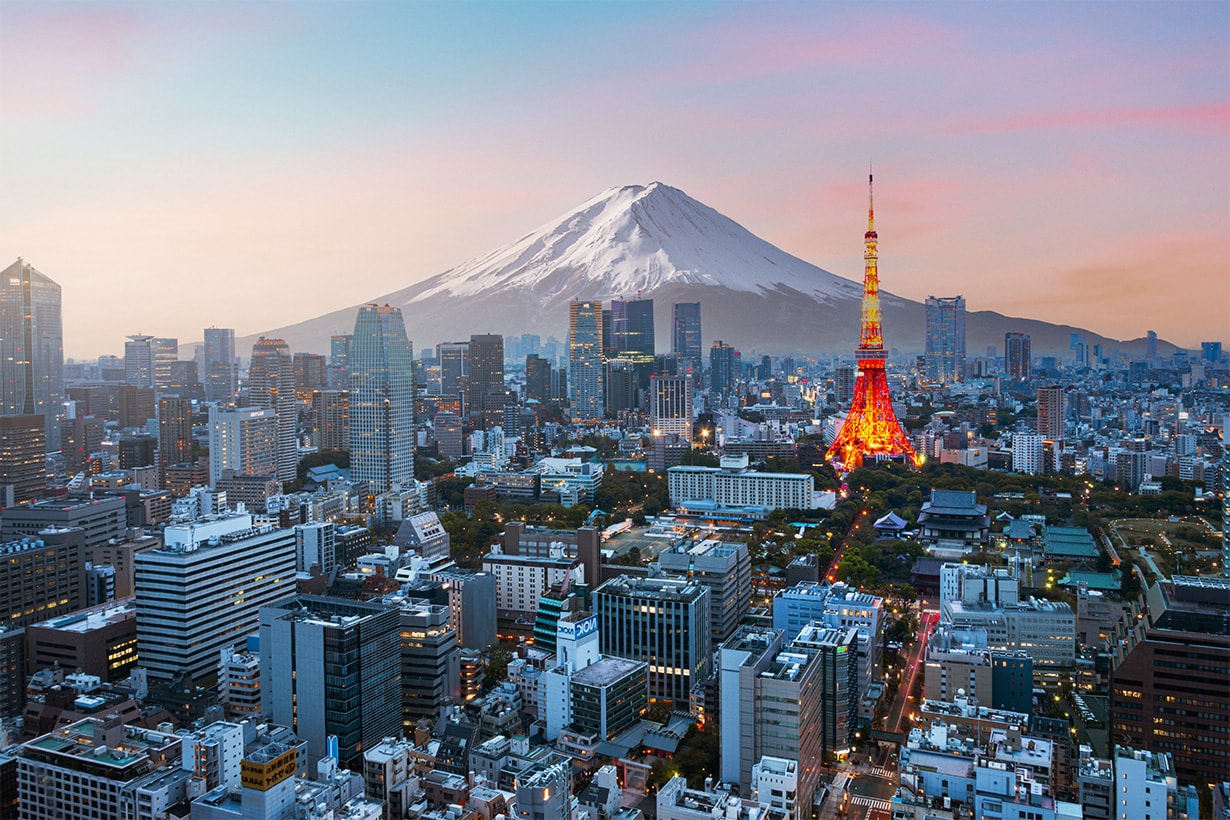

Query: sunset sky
left=2, top=1, right=1226, bottom=358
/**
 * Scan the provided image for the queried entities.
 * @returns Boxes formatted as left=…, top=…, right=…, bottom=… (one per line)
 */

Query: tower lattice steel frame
left=826, top=175, right=922, bottom=471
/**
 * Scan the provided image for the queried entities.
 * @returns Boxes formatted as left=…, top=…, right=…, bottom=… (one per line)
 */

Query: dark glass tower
left=671, top=302, right=701, bottom=375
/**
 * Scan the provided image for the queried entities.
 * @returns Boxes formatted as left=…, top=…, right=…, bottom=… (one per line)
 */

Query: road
left=885, top=609, right=938, bottom=735
left=842, top=766, right=898, bottom=820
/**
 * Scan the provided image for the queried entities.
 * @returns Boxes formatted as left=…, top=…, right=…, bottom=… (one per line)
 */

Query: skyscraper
left=468, top=334, right=505, bottom=430
left=435, top=341, right=469, bottom=399
left=202, top=327, right=237, bottom=402
left=0, top=259, right=63, bottom=449
left=0, top=415, right=46, bottom=506
left=1005, top=332, right=1032, bottom=382
left=649, top=375, right=693, bottom=444
left=1036, top=385, right=1065, bottom=440
left=124, top=334, right=155, bottom=388
left=151, top=338, right=178, bottom=392
left=157, top=397, right=194, bottom=487
left=709, top=341, right=740, bottom=394
left=249, top=338, right=297, bottom=483
left=569, top=300, right=605, bottom=422
left=329, top=333, right=352, bottom=389
left=924, top=296, right=966, bottom=384
left=611, top=298, right=654, bottom=359
left=350, top=305, right=415, bottom=492
left=671, top=302, right=701, bottom=375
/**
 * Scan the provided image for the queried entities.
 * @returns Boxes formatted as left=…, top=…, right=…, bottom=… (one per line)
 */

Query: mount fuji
left=250, top=182, right=1154, bottom=358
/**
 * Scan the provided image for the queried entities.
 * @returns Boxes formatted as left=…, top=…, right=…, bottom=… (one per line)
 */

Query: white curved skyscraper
left=349, top=305, right=415, bottom=492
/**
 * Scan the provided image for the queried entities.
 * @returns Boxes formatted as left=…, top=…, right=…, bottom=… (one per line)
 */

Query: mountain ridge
left=243, top=182, right=1164, bottom=360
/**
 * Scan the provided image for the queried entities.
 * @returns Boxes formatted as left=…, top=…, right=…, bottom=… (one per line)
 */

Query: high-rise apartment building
left=435, top=341, right=469, bottom=399
left=834, top=365, right=855, bottom=405
left=350, top=305, right=415, bottom=492
left=649, top=374, right=693, bottom=444
left=152, top=337, right=178, bottom=391
left=525, top=354, right=552, bottom=405
left=1005, top=332, right=1032, bottom=382
left=134, top=513, right=296, bottom=681
left=158, top=397, right=194, bottom=487
left=260, top=594, right=402, bottom=768
left=592, top=574, right=710, bottom=705
left=292, top=352, right=327, bottom=396
left=468, top=334, right=505, bottom=430
left=117, top=384, right=156, bottom=429
left=1037, top=385, right=1065, bottom=440
left=0, top=259, right=64, bottom=449
left=202, top=327, right=237, bottom=402
left=0, top=415, right=46, bottom=506
left=207, top=406, right=278, bottom=486
left=249, top=338, right=297, bottom=483
left=709, top=341, right=740, bottom=394
left=924, top=296, right=966, bottom=384
left=311, top=389, right=348, bottom=452
left=124, top=334, right=155, bottom=388
left=671, top=302, right=701, bottom=375
left=569, top=300, right=605, bottom=422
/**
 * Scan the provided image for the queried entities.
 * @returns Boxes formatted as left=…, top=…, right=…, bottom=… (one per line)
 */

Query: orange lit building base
left=826, top=358, right=921, bottom=471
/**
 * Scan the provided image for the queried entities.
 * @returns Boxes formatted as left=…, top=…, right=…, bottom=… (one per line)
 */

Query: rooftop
left=31, top=598, right=136, bottom=633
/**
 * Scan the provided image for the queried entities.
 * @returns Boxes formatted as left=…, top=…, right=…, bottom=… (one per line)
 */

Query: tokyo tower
left=826, top=174, right=922, bottom=471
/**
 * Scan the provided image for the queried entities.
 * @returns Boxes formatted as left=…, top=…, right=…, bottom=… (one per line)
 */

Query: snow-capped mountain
left=406, top=182, right=862, bottom=303
left=249, top=182, right=1152, bottom=358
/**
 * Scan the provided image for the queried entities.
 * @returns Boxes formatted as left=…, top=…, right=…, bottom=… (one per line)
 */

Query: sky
left=2, top=1, right=1227, bottom=358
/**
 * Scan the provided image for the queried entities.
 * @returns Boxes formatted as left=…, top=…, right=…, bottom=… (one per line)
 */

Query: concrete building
left=134, top=513, right=296, bottom=681
left=750, top=757, right=801, bottom=820
left=657, top=538, right=751, bottom=643
left=719, top=627, right=822, bottom=815
left=294, top=520, right=336, bottom=579
left=0, top=495, right=126, bottom=551
left=515, top=757, right=573, bottom=820
left=658, top=776, right=767, bottom=820
left=481, top=549, right=584, bottom=632
left=1078, top=745, right=1184, bottom=820
left=26, top=598, right=138, bottom=682
left=260, top=595, right=402, bottom=768
left=388, top=595, right=460, bottom=731
left=791, top=624, right=859, bottom=763
left=17, top=715, right=188, bottom=820
left=248, top=338, right=297, bottom=484
left=0, top=414, right=46, bottom=506
left=1037, top=385, right=1065, bottom=441
left=311, top=388, right=349, bottom=452
left=668, top=462, right=817, bottom=511
left=1013, top=433, right=1045, bottom=475
left=0, top=527, right=86, bottom=627
left=207, top=406, right=278, bottom=487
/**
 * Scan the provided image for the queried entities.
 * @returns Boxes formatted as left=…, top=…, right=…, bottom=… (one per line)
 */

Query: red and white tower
left=826, top=175, right=921, bottom=471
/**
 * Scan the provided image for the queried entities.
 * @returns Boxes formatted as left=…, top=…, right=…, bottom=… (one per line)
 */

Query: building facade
left=924, top=295, right=966, bottom=385
left=0, top=259, right=64, bottom=449
left=568, top=300, right=605, bottom=422
left=350, top=305, right=416, bottom=492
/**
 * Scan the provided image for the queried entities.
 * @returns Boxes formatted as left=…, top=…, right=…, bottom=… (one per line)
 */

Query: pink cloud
left=951, top=103, right=1230, bottom=135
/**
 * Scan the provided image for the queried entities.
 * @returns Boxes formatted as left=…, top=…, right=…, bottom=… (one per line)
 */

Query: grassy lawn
left=1111, top=517, right=1221, bottom=577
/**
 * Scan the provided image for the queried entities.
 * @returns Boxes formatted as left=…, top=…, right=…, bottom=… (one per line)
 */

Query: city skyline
left=2, top=2, right=1227, bottom=356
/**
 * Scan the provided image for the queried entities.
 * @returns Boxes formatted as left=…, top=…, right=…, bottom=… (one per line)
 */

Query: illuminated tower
left=825, top=175, right=920, bottom=471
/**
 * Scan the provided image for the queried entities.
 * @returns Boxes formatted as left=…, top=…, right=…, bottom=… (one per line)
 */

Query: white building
left=181, top=721, right=245, bottom=790
left=481, top=550, right=583, bottom=620
left=134, top=513, right=296, bottom=681
left=1012, top=433, right=1044, bottom=475
left=751, top=756, right=801, bottom=820
left=1078, top=745, right=1185, bottom=820
left=207, top=406, right=278, bottom=487
left=650, top=375, right=694, bottom=444
left=294, top=521, right=335, bottom=578
left=668, top=464, right=817, bottom=510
